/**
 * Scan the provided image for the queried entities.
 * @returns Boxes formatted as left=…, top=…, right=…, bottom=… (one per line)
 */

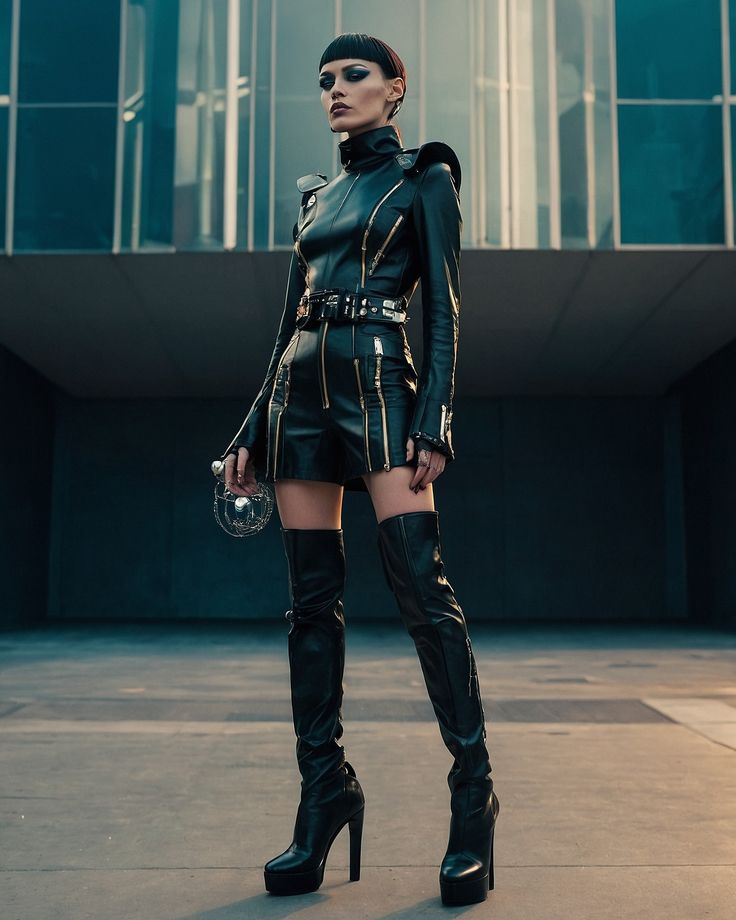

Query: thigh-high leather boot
left=263, top=527, right=365, bottom=895
left=376, top=510, right=499, bottom=906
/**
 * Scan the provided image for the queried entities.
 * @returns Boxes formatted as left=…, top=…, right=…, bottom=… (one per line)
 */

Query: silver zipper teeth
left=440, top=403, right=448, bottom=442
left=369, top=214, right=404, bottom=276
left=374, top=336, right=390, bottom=471
left=361, top=179, right=405, bottom=286
left=466, top=635, right=488, bottom=738
left=266, top=363, right=286, bottom=479
left=272, top=365, right=291, bottom=477
left=294, top=238, right=307, bottom=275
left=319, top=321, right=330, bottom=408
left=353, top=358, right=372, bottom=471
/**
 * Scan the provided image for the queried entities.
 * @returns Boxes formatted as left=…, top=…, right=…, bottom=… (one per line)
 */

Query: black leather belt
left=296, top=289, right=408, bottom=325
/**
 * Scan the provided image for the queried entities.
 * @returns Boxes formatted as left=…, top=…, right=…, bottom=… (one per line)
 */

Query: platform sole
left=264, top=806, right=364, bottom=895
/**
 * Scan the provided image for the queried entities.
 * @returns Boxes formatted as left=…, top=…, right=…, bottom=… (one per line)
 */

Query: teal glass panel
left=272, top=0, right=333, bottom=246
left=618, top=104, right=724, bottom=244
left=121, top=0, right=179, bottom=250
left=15, top=107, right=116, bottom=250
left=172, top=0, right=227, bottom=249
left=19, top=0, right=120, bottom=103
left=731, top=0, right=736, bottom=96
left=615, top=0, right=721, bottom=101
left=235, top=0, right=254, bottom=249
left=0, top=0, right=11, bottom=96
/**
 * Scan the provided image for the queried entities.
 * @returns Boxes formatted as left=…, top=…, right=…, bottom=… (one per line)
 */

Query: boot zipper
left=466, top=634, right=488, bottom=739
left=466, top=635, right=474, bottom=696
left=374, top=336, right=390, bottom=471
left=368, top=214, right=404, bottom=276
left=319, top=321, right=330, bottom=408
left=361, top=179, right=405, bottom=287
left=353, top=358, right=373, bottom=471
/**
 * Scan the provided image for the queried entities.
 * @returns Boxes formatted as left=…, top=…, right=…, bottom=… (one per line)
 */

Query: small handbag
left=210, top=459, right=274, bottom=536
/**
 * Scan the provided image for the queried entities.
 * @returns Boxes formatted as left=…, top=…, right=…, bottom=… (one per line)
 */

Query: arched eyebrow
left=319, top=62, right=371, bottom=77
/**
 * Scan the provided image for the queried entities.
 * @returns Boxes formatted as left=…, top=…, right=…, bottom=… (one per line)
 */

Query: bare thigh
left=362, top=466, right=436, bottom=524
left=274, top=478, right=345, bottom=529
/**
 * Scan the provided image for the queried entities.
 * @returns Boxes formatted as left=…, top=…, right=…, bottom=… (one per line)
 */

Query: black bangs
left=319, top=33, right=399, bottom=78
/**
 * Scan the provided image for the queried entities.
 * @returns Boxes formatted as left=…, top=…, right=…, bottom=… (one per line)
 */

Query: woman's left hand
left=406, top=437, right=446, bottom=493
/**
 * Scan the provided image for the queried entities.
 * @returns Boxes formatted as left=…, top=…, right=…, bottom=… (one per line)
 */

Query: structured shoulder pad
left=296, top=173, right=328, bottom=193
left=394, top=142, right=461, bottom=192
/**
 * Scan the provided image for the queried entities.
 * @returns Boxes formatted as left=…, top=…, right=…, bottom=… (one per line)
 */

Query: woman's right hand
left=223, top=447, right=259, bottom=497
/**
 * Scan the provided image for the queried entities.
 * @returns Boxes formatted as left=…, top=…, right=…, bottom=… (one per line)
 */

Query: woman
left=219, top=33, right=499, bottom=907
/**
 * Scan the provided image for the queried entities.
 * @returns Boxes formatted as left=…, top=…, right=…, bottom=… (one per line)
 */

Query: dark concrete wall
left=47, top=393, right=684, bottom=623
left=0, top=344, right=55, bottom=626
left=673, top=339, right=736, bottom=623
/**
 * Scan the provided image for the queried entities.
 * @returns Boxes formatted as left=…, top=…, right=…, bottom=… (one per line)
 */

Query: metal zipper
left=466, top=635, right=488, bottom=739
left=265, top=363, right=287, bottom=479
left=373, top=336, right=390, bottom=471
left=271, top=364, right=291, bottom=477
left=440, top=403, right=448, bottom=442
left=294, top=238, right=307, bottom=275
left=319, top=321, right=330, bottom=408
left=360, top=179, right=405, bottom=287
left=353, top=358, right=373, bottom=471
left=368, top=214, right=404, bottom=276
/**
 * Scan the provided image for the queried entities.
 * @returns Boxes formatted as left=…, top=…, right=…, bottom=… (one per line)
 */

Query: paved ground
left=1, top=621, right=735, bottom=919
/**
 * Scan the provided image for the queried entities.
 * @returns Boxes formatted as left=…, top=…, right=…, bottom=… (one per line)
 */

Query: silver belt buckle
left=324, top=292, right=340, bottom=319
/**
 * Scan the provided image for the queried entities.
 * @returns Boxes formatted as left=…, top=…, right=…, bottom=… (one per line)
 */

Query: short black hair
left=319, top=33, right=407, bottom=119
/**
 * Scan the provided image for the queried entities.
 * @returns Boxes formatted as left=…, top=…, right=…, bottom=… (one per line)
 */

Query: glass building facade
left=1, top=0, right=734, bottom=254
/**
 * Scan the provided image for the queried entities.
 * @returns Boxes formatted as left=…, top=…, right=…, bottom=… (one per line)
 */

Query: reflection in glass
left=618, top=104, right=724, bottom=245
left=557, top=0, right=612, bottom=248
left=236, top=0, right=254, bottom=250
left=121, top=0, right=179, bottom=251
left=272, top=0, right=333, bottom=247
left=7, top=0, right=730, bottom=253
left=172, top=0, right=227, bottom=249
left=15, top=107, right=116, bottom=251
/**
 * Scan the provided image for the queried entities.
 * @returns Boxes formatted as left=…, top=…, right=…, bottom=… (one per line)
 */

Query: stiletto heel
left=263, top=530, right=365, bottom=896
left=348, top=806, right=365, bottom=881
left=489, top=823, right=495, bottom=890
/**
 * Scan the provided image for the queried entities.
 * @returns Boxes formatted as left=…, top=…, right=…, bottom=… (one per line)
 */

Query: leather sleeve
left=408, top=160, right=462, bottom=461
left=220, top=248, right=306, bottom=469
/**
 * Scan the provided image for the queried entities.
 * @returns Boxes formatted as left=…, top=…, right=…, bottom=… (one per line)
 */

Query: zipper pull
left=374, top=336, right=383, bottom=355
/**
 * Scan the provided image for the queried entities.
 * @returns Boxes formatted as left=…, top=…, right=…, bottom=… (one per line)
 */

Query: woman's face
left=318, top=57, right=404, bottom=136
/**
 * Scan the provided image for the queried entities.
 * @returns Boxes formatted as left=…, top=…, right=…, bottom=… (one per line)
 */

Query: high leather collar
left=338, top=124, right=402, bottom=170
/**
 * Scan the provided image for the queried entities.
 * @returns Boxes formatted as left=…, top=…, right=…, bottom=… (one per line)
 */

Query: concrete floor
left=1, top=621, right=735, bottom=919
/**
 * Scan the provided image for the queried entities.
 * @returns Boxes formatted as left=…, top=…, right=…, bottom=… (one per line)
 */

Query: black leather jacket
left=221, top=123, right=463, bottom=469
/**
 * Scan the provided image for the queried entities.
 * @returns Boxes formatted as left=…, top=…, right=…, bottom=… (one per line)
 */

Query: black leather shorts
left=263, top=317, right=419, bottom=492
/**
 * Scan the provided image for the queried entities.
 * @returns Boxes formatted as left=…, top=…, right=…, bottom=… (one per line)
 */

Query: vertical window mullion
left=547, top=0, right=561, bottom=248
left=499, top=0, right=511, bottom=247
left=721, top=0, right=734, bottom=246
left=113, top=0, right=127, bottom=254
left=223, top=0, right=240, bottom=251
left=5, top=0, right=19, bottom=255
left=608, top=0, right=621, bottom=249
